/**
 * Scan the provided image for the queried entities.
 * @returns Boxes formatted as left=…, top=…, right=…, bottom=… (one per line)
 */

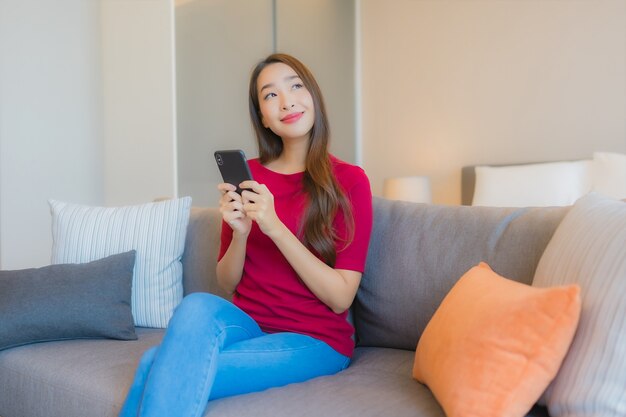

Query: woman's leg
left=209, top=332, right=350, bottom=401
left=121, top=292, right=263, bottom=417
left=120, top=292, right=349, bottom=415
left=118, top=346, right=158, bottom=417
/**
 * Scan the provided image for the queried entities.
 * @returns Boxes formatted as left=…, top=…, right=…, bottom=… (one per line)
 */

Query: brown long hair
left=248, top=53, right=354, bottom=266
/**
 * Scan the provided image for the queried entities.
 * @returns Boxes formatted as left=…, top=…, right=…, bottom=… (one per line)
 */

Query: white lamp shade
left=383, top=176, right=432, bottom=203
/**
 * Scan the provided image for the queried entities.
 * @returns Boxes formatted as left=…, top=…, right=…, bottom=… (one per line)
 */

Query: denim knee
left=170, top=293, right=259, bottom=338
left=175, top=293, right=229, bottom=318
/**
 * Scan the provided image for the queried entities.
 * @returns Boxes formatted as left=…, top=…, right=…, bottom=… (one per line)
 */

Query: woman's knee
left=175, top=293, right=228, bottom=318
left=171, top=293, right=257, bottom=332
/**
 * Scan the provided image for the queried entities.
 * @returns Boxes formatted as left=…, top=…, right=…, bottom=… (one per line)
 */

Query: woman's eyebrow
left=260, top=75, right=301, bottom=92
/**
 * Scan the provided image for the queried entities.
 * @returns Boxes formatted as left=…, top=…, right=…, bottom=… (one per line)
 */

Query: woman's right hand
left=218, top=183, right=252, bottom=236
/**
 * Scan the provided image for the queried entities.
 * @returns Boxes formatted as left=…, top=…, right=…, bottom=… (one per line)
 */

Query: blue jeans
left=119, top=293, right=350, bottom=417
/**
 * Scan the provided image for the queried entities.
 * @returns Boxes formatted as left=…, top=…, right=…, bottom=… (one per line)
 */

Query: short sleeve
left=333, top=169, right=373, bottom=272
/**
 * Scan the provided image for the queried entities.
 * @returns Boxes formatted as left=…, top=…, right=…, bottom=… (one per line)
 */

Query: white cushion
left=49, top=197, right=192, bottom=328
left=471, top=160, right=592, bottom=207
left=532, top=193, right=626, bottom=416
left=592, top=151, right=626, bottom=199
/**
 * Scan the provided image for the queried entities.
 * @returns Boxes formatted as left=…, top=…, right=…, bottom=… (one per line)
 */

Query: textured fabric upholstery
left=0, top=200, right=560, bottom=417
left=533, top=194, right=626, bottom=415
left=181, top=207, right=229, bottom=299
left=354, top=198, right=569, bottom=350
left=0, top=330, right=437, bottom=417
left=0, top=328, right=163, bottom=417
left=204, top=348, right=444, bottom=417
left=0, top=338, right=549, bottom=417
left=49, top=197, right=192, bottom=328
left=0, top=251, right=137, bottom=351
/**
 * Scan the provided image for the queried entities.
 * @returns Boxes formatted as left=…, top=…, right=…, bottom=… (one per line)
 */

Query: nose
left=281, top=101, right=295, bottom=111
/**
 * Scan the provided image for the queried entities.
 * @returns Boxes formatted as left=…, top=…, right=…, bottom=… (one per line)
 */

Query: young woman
left=119, top=53, right=373, bottom=417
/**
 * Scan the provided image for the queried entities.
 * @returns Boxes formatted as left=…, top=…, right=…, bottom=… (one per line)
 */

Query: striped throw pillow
left=50, top=197, right=192, bottom=328
left=532, top=193, right=626, bottom=416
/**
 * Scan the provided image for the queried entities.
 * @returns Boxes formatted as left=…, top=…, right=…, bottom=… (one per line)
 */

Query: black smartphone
left=214, top=149, right=253, bottom=194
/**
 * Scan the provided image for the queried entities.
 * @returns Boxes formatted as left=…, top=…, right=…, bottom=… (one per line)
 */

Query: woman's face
left=256, top=62, right=315, bottom=144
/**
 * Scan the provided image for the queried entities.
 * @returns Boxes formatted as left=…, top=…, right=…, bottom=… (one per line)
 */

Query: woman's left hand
left=240, top=180, right=285, bottom=239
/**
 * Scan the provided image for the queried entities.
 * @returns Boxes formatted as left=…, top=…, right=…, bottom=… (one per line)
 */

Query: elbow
left=215, top=268, right=237, bottom=295
left=218, top=281, right=235, bottom=296
left=330, top=300, right=353, bottom=315
left=332, top=307, right=348, bottom=315
left=330, top=271, right=361, bottom=315
left=328, top=290, right=358, bottom=315
left=216, top=276, right=237, bottom=296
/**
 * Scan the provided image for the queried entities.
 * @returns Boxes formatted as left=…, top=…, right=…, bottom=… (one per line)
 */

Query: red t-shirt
left=218, top=155, right=373, bottom=357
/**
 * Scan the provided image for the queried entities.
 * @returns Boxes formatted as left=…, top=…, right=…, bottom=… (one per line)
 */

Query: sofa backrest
left=353, top=197, right=569, bottom=351
left=180, top=199, right=569, bottom=352
left=181, top=207, right=229, bottom=299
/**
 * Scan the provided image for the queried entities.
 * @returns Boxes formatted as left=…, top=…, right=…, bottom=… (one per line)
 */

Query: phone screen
left=214, top=149, right=253, bottom=194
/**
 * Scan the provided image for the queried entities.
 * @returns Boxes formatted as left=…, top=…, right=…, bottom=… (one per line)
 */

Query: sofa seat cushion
left=0, top=337, right=441, bottom=417
left=0, top=331, right=552, bottom=417
left=205, top=348, right=549, bottom=417
left=204, top=347, right=444, bottom=417
left=0, top=327, right=163, bottom=417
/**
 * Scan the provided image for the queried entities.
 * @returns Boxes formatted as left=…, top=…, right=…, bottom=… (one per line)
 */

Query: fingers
left=217, top=182, right=253, bottom=234
left=241, top=185, right=275, bottom=226
left=221, top=208, right=245, bottom=224
left=218, top=183, right=244, bottom=217
left=219, top=197, right=249, bottom=233
left=217, top=183, right=237, bottom=193
left=220, top=199, right=244, bottom=214
left=218, top=181, right=278, bottom=235
left=220, top=191, right=241, bottom=206
left=239, top=181, right=267, bottom=195
left=241, top=188, right=271, bottom=211
left=240, top=183, right=270, bottom=202
left=218, top=182, right=241, bottom=203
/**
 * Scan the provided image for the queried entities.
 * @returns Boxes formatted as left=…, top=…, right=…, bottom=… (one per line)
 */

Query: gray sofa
left=0, top=197, right=567, bottom=417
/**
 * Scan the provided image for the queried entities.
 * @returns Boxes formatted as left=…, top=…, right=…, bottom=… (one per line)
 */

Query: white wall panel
left=0, top=0, right=104, bottom=268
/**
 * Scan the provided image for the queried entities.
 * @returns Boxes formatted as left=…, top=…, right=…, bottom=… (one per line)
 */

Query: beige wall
left=3, top=0, right=625, bottom=268
left=0, top=0, right=176, bottom=269
left=360, top=0, right=626, bottom=204
left=0, top=0, right=104, bottom=269
left=102, top=0, right=177, bottom=206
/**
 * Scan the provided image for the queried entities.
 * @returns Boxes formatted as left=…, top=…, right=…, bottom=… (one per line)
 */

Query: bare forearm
left=269, top=223, right=360, bottom=314
left=216, top=234, right=248, bottom=294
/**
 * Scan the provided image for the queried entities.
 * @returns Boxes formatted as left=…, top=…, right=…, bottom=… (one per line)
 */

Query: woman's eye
left=263, top=92, right=277, bottom=100
left=292, top=83, right=303, bottom=90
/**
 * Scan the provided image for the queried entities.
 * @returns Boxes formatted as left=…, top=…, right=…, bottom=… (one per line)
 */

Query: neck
left=273, top=135, right=309, bottom=173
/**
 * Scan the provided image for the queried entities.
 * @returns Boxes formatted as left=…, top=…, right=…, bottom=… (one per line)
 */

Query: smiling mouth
left=281, top=112, right=304, bottom=123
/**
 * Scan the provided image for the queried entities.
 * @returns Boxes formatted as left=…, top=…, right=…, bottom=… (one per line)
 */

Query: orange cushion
left=413, top=262, right=581, bottom=417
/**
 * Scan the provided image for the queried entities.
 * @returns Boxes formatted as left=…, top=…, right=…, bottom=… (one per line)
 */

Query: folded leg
left=210, top=332, right=350, bottom=400
left=128, top=293, right=263, bottom=417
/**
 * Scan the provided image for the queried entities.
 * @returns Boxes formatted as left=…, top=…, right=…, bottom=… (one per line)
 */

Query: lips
left=280, top=112, right=304, bottom=124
